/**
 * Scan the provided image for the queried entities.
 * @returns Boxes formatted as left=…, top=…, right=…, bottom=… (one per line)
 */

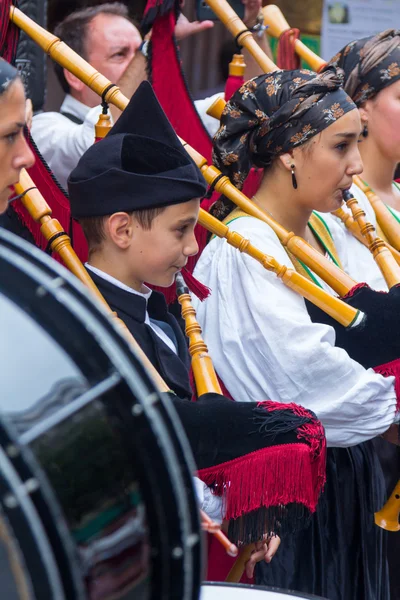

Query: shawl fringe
left=198, top=441, right=325, bottom=544
left=374, top=357, right=400, bottom=410
left=341, top=281, right=369, bottom=299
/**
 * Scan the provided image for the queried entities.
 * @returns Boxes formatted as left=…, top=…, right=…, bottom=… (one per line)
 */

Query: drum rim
left=0, top=442, right=65, bottom=599
left=203, top=582, right=328, bottom=599
left=0, top=229, right=203, bottom=600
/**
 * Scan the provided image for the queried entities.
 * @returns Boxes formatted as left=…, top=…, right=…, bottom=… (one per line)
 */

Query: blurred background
left=29, top=0, right=323, bottom=111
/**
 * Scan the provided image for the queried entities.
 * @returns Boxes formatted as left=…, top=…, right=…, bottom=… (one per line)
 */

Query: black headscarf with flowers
left=327, top=29, right=400, bottom=106
left=212, top=66, right=355, bottom=190
left=0, top=58, right=18, bottom=97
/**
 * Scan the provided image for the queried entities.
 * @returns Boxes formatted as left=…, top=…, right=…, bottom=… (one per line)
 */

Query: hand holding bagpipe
left=200, top=511, right=239, bottom=557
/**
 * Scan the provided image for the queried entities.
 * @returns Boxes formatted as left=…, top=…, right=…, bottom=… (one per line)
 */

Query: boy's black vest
left=89, top=271, right=192, bottom=398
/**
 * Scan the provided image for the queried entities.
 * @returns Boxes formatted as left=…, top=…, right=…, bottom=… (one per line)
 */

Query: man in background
left=32, top=0, right=270, bottom=189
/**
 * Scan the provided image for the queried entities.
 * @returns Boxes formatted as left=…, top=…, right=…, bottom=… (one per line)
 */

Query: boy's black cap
left=68, top=81, right=207, bottom=218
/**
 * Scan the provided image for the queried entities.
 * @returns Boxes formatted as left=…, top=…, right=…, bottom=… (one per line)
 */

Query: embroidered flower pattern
left=255, top=109, right=267, bottom=121
left=328, top=31, right=400, bottom=107
left=219, top=150, right=239, bottom=166
left=233, top=171, right=246, bottom=188
left=213, top=68, right=353, bottom=193
left=290, top=124, right=317, bottom=145
left=239, top=79, right=257, bottom=101
left=266, top=78, right=282, bottom=96
left=214, top=125, right=227, bottom=141
left=323, top=103, right=344, bottom=122
left=259, top=121, right=271, bottom=137
left=344, top=40, right=356, bottom=56
left=380, top=62, right=400, bottom=81
left=353, top=83, right=374, bottom=104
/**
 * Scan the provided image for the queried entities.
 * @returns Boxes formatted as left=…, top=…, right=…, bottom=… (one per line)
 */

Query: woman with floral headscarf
left=324, top=29, right=400, bottom=600
left=193, top=67, right=398, bottom=599
left=324, top=30, right=400, bottom=287
left=0, top=58, right=34, bottom=216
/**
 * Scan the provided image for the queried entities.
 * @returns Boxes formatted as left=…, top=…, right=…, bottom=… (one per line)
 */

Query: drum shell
left=0, top=228, right=203, bottom=600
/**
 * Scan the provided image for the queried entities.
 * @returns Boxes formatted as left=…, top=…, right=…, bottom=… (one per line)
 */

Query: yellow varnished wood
left=10, top=4, right=357, bottom=299
left=375, top=480, right=400, bottom=532
left=332, top=205, right=400, bottom=268
left=14, top=170, right=170, bottom=392
left=354, top=176, right=400, bottom=252
left=345, top=194, right=400, bottom=288
left=10, top=6, right=128, bottom=111
left=176, top=277, right=222, bottom=396
left=229, top=53, right=246, bottom=77
left=225, top=544, right=255, bottom=583
left=261, top=5, right=327, bottom=72
left=198, top=209, right=360, bottom=327
left=204, top=0, right=278, bottom=73
left=206, top=96, right=226, bottom=120
left=181, top=150, right=357, bottom=297
left=95, top=111, right=113, bottom=139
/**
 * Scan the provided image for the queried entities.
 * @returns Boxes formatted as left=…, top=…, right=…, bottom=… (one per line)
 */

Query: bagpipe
left=261, top=4, right=400, bottom=253
left=203, top=0, right=400, bottom=532
left=4, top=2, right=367, bottom=326
left=4, top=2, right=400, bottom=368
left=1, top=1, right=329, bottom=590
left=4, top=0, right=399, bottom=403
left=3, top=0, right=399, bottom=536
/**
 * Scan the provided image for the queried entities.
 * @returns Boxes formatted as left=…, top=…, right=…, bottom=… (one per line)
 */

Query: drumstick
left=200, top=510, right=238, bottom=557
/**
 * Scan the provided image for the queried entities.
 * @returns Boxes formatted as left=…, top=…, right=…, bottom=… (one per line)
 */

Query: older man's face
left=83, top=13, right=142, bottom=107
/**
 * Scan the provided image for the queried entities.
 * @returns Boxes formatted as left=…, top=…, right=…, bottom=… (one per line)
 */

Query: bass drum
left=0, top=228, right=202, bottom=600
left=201, top=583, right=327, bottom=599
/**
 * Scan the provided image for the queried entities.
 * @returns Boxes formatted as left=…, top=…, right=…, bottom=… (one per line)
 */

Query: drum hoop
left=203, top=582, right=328, bottom=599
left=0, top=444, right=65, bottom=598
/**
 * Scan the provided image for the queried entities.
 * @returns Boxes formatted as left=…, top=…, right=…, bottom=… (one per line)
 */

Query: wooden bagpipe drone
left=0, top=1, right=332, bottom=593
left=202, top=0, right=400, bottom=533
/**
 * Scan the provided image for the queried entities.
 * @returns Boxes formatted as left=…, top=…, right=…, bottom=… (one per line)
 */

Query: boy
left=68, top=81, right=325, bottom=579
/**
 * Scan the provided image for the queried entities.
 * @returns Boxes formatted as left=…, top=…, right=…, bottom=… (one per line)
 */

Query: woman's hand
left=245, top=534, right=281, bottom=578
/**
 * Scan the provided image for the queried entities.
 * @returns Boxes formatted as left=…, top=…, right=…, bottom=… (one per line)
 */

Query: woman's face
left=292, top=109, right=363, bottom=213
left=362, top=80, right=400, bottom=162
left=0, top=79, right=35, bottom=214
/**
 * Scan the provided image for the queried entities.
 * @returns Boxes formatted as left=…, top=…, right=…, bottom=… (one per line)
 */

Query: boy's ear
left=105, top=212, right=134, bottom=249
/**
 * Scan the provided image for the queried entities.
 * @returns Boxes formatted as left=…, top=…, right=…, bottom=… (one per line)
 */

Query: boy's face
left=129, top=199, right=200, bottom=288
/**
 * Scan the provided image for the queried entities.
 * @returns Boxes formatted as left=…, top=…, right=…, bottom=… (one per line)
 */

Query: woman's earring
left=362, top=123, right=368, bottom=138
left=291, top=164, right=298, bottom=190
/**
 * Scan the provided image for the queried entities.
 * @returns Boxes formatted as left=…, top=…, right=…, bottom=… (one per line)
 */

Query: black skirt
left=255, top=442, right=389, bottom=600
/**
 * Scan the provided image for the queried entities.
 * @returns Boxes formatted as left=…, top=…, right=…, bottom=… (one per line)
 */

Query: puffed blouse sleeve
left=193, top=216, right=397, bottom=447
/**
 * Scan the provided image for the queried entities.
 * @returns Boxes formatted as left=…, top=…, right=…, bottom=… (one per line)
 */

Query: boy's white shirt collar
left=85, top=263, right=152, bottom=300
left=85, top=263, right=178, bottom=355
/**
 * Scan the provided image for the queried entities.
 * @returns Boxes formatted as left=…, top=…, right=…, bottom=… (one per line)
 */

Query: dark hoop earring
left=362, top=123, right=368, bottom=138
left=291, top=164, right=298, bottom=190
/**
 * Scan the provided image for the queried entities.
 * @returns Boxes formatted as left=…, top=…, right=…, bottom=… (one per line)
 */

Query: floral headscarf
left=0, top=58, right=18, bottom=96
left=212, top=67, right=355, bottom=189
left=327, top=29, right=400, bottom=106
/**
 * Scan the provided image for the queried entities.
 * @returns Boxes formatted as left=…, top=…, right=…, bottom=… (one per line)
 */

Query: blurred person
left=0, top=59, right=34, bottom=218
left=32, top=0, right=271, bottom=190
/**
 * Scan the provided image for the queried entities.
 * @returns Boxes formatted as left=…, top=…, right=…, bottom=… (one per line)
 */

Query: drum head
left=0, top=229, right=203, bottom=600
left=201, top=583, right=328, bottom=599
